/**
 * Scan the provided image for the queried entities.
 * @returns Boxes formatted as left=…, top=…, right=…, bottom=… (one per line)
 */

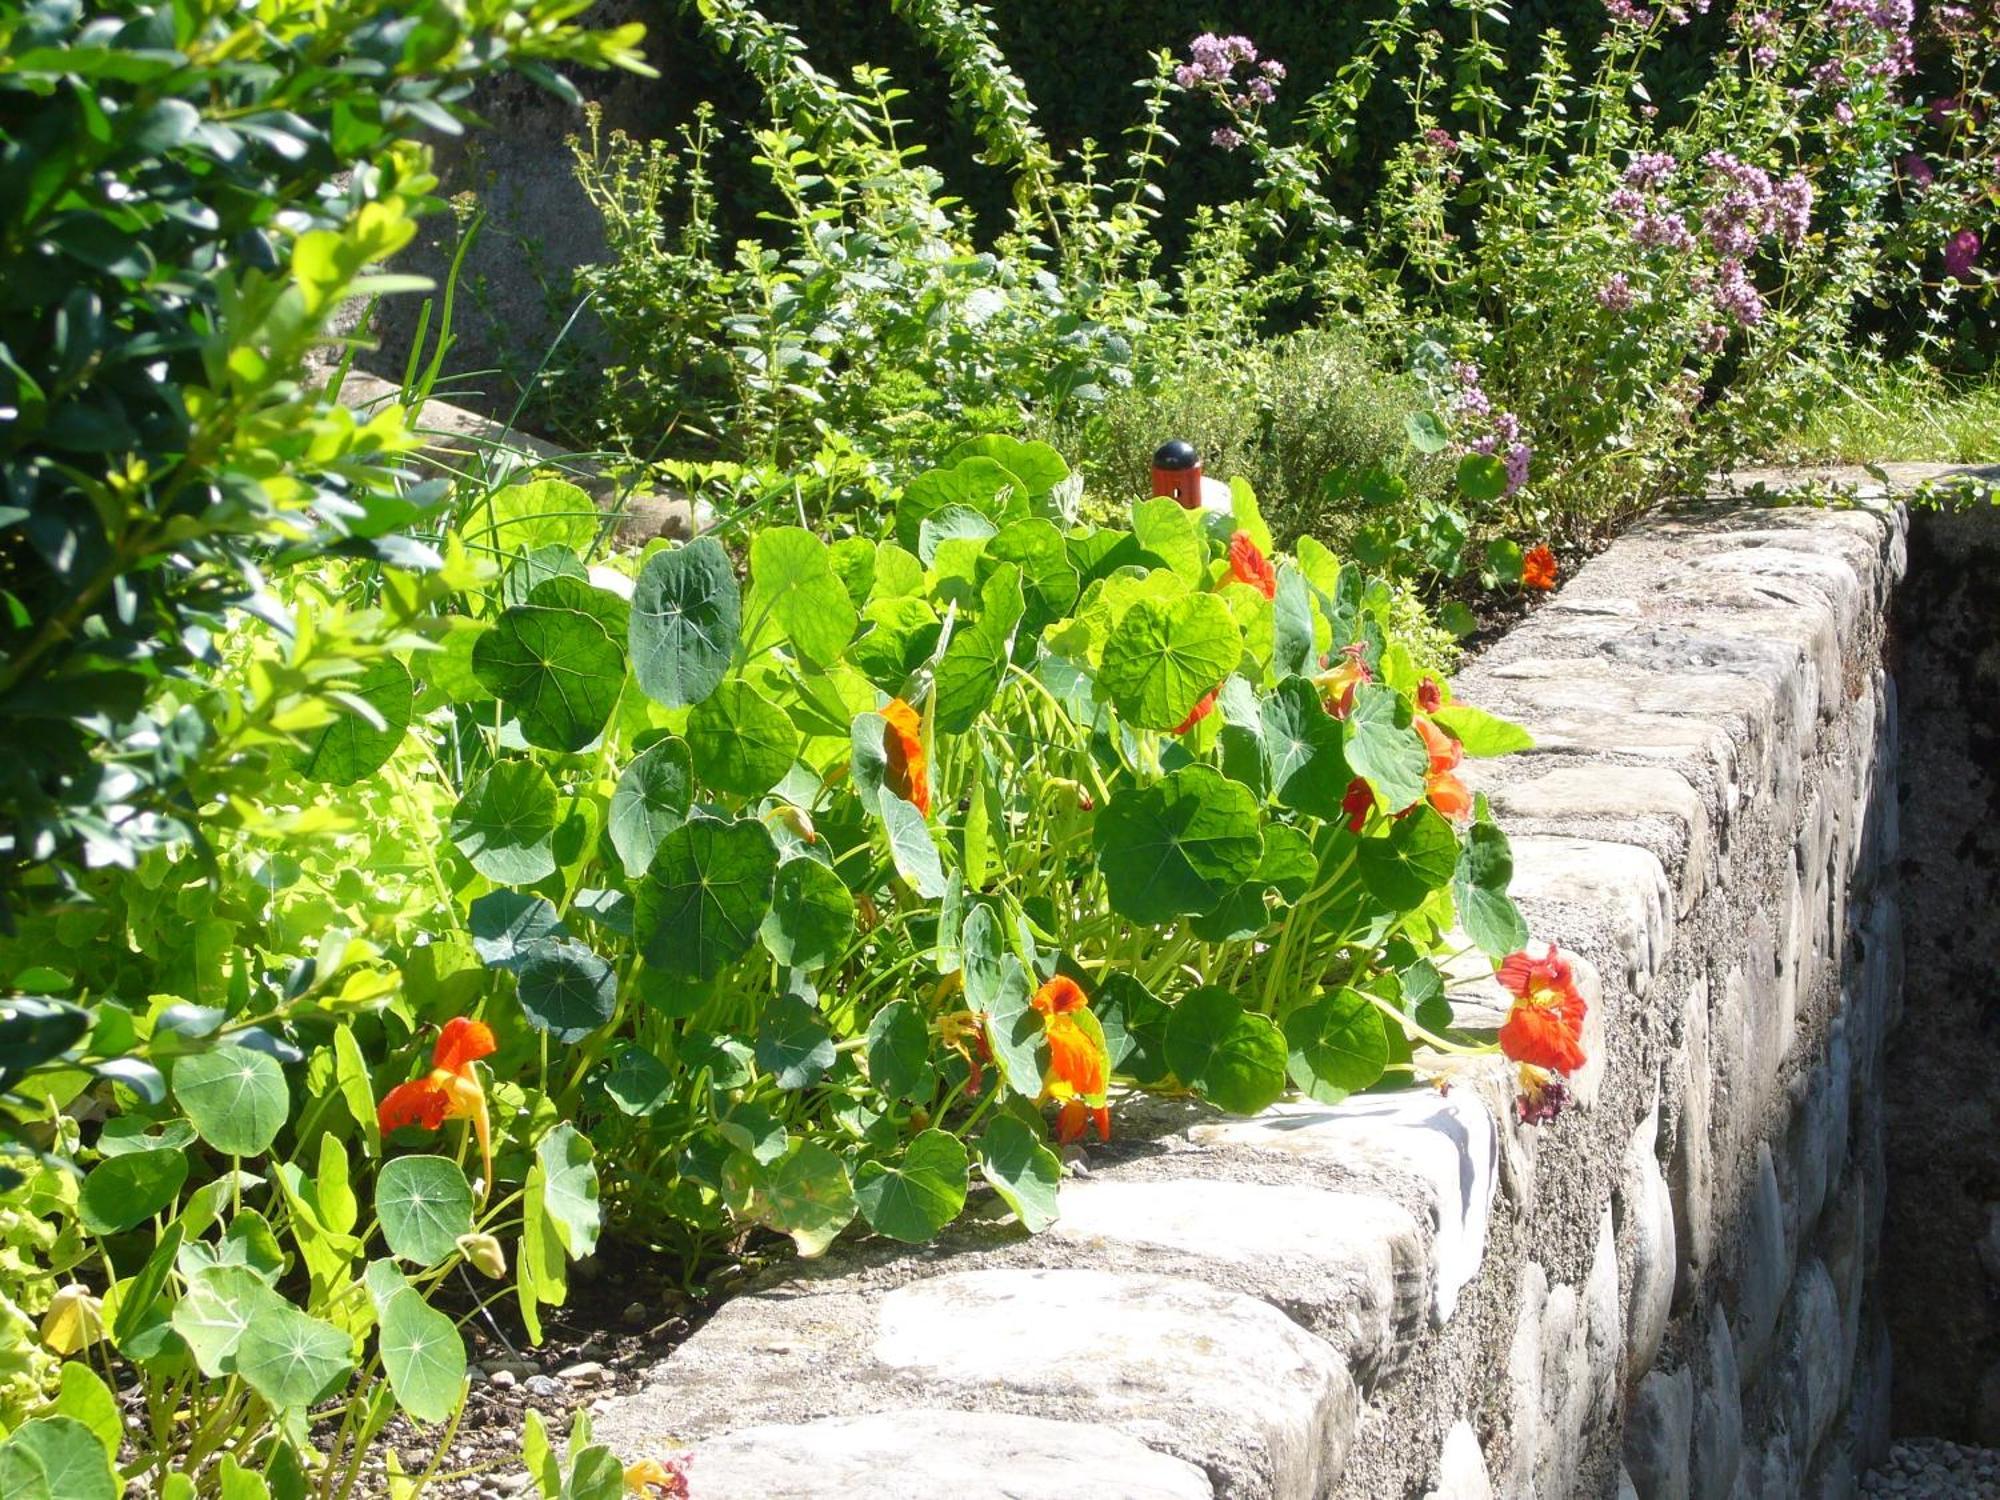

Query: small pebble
left=493, top=1474, right=532, bottom=1496
left=522, top=1374, right=563, bottom=1398
left=1861, top=1437, right=2000, bottom=1498
left=559, top=1360, right=606, bottom=1384
left=621, top=1300, right=648, bottom=1327
left=489, top=1369, right=516, bottom=1389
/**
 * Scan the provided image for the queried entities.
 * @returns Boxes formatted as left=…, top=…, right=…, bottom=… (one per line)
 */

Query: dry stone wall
left=589, top=500, right=1907, bottom=1499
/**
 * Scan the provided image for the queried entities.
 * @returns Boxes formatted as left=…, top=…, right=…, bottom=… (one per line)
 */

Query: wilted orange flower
left=1522, top=544, right=1558, bottom=591
left=1414, top=715, right=1473, bottom=822
left=1315, top=644, right=1372, bottom=717
left=1496, top=948, right=1588, bottom=1075
left=380, top=1017, right=497, bottom=1194
left=1031, top=976, right=1110, bottom=1143
left=881, top=698, right=930, bottom=816
left=624, top=1456, right=690, bottom=1498
left=1172, top=687, right=1219, bottom=736
left=1417, top=677, right=1444, bottom=714
left=1226, top=531, right=1277, bottom=599
left=938, top=1009, right=991, bottom=1096
left=1514, top=1065, right=1571, bottom=1126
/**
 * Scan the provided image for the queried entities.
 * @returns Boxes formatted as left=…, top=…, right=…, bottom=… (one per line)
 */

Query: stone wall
left=589, top=500, right=1908, bottom=1499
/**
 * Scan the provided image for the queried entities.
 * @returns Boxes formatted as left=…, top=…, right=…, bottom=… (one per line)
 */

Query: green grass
left=1763, top=358, right=2000, bottom=465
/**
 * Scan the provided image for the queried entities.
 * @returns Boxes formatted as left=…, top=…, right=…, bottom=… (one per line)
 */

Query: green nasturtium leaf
left=1094, top=766, right=1263, bottom=923
left=1344, top=683, right=1430, bottom=812
left=464, top=478, right=599, bottom=556
left=760, top=857, right=855, bottom=971
left=962, top=908, right=1045, bottom=1098
left=932, top=563, right=1026, bottom=734
left=864, top=999, right=935, bottom=1102
left=686, top=679, right=798, bottom=798
left=172, top=1045, right=288, bottom=1158
left=1098, top=593, right=1241, bottom=731
left=473, top=577, right=627, bottom=752
left=978, top=1114, right=1061, bottom=1233
left=376, top=1156, right=476, bottom=1267
left=755, top=993, right=835, bottom=1090
left=365, top=1261, right=466, bottom=1425
left=0, top=1416, right=115, bottom=1500
left=534, top=1124, right=601, bottom=1259
left=854, top=1128, right=968, bottom=1243
left=500, top=544, right=587, bottom=607
left=1456, top=451, right=1511, bottom=503
left=1257, top=822, right=1318, bottom=901
left=749, top=526, right=859, bottom=667
left=172, top=1265, right=276, bottom=1374
left=602, top=1045, right=674, bottom=1116
left=233, top=1304, right=353, bottom=1410
left=987, top=518, right=1078, bottom=628
left=514, top=940, right=618, bottom=1043
left=849, top=596, right=942, bottom=692
left=635, top=815, right=779, bottom=978
left=76, top=1152, right=186, bottom=1232
left=449, top=761, right=559, bottom=885
left=1456, top=819, right=1530, bottom=957
left=1357, top=805, right=1460, bottom=909
left=761, top=1140, right=856, bottom=1258
left=1261, top=676, right=1353, bottom=819
left=1283, top=988, right=1391, bottom=1102
left=1162, top=987, right=1288, bottom=1115
left=468, top=890, right=569, bottom=971
left=630, top=538, right=741, bottom=708
left=607, top=737, right=694, bottom=878
left=1431, top=704, right=1535, bottom=757
left=1129, top=496, right=1204, bottom=585
left=295, top=658, right=412, bottom=786
left=945, top=434, right=1069, bottom=495
left=1093, top=972, right=1170, bottom=1085
left=880, top=793, right=948, bottom=899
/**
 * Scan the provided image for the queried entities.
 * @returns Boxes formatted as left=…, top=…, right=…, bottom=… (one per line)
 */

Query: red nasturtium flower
left=1226, top=530, right=1278, bottom=599
left=1417, top=677, right=1444, bottom=715
left=1341, top=777, right=1375, bottom=835
left=1522, top=544, right=1558, bottom=592
left=881, top=697, right=930, bottom=816
left=1030, top=976, right=1110, bottom=1143
left=1414, top=715, right=1474, bottom=822
left=1496, top=948, right=1588, bottom=1075
left=1173, top=687, right=1220, bottom=736
left=379, top=1017, right=497, bottom=1193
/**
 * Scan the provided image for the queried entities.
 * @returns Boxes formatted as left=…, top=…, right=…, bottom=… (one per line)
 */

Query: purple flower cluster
left=1623, top=152, right=1678, bottom=191
left=1711, top=259, right=1765, bottom=326
left=1453, top=364, right=1532, bottom=495
left=1597, top=273, right=1638, bottom=311
left=1699, top=153, right=1813, bottom=255
left=1176, top=33, right=1258, bottom=87
left=1741, top=9, right=1782, bottom=68
left=1825, top=0, right=1915, bottom=81
left=1603, top=0, right=1710, bottom=26
left=1175, top=34, right=1285, bottom=153
left=1944, top=230, right=1982, bottom=281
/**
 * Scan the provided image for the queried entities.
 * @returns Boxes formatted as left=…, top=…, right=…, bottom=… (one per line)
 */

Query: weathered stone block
left=1622, top=1365, right=1692, bottom=1500
left=1481, top=764, right=1713, bottom=916
left=682, top=1409, right=1217, bottom=1499
left=1509, top=835, right=1675, bottom=997
left=1423, top=1420, right=1493, bottom=1500
left=1619, top=1099, right=1676, bottom=1383
left=1731, top=1142, right=1790, bottom=1384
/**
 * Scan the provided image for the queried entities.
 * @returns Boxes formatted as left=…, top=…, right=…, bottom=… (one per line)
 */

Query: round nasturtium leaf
left=686, top=679, right=799, bottom=798
left=1162, top=986, right=1288, bottom=1116
left=755, top=993, right=836, bottom=1090
left=1357, top=805, right=1461, bottom=910
left=854, top=1128, right=969, bottom=1243
left=295, top=657, right=412, bottom=786
left=630, top=538, right=741, bottom=709
left=1093, top=766, right=1264, bottom=924
left=376, top=1155, right=476, bottom=1267
left=172, top=1045, right=288, bottom=1158
left=978, top=1113, right=1061, bottom=1233
left=467, top=890, right=569, bottom=971
left=602, top=1045, right=674, bottom=1116
left=472, top=576, right=628, bottom=752
left=761, top=1140, right=856, bottom=1258
left=1261, top=676, right=1353, bottom=819
left=1283, top=988, right=1391, bottom=1103
left=78, top=1149, right=188, bottom=1236
left=533, top=1124, right=601, bottom=1258
left=749, top=526, right=860, bottom=668
left=171, top=1264, right=281, bottom=1376
left=1455, top=819, right=1530, bottom=958
left=365, top=1261, right=467, bottom=1425
left=1098, top=593, right=1243, bottom=731
left=514, top=940, right=618, bottom=1043
left=864, top=999, right=935, bottom=1102
left=233, top=1303, right=354, bottom=1410
left=0, top=1414, right=114, bottom=1500
left=500, top=544, right=587, bottom=607
left=608, top=737, right=693, bottom=878
left=1344, top=683, right=1430, bottom=813
left=759, top=857, right=855, bottom=971
left=635, top=815, right=779, bottom=978
left=449, top=760, right=559, bottom=885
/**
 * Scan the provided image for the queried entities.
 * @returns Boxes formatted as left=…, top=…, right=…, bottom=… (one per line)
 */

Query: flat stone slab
left=682, top=1409, right=1216, bottom=1499
left=1048, top=1176, right=1427, bottom=1385
left=1188, top=1090, right=1497, bottom=1325
left=593, top=1266, right=1358, bottom=1500
left=1508, top=835, right=1675, bottom=997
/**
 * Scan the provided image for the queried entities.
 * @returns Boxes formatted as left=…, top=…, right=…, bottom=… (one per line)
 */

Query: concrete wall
left=588, top=500, right=1908, bottom=1499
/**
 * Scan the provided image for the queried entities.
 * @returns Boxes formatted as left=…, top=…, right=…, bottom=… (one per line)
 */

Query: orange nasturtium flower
left=1226, top=531, right=1278, bottom=599
left=1314, top=643, right=1372, bottom=717
left=1030, top=976, right=1111, bottom=1143
left=379, top=1017, right=497, bottom=1195
left=1496, top=948, right=1588, bottom=1075
left=881, top=697, right=930, bottom=817
left=1413, top=715, right=1474, bottom=822
left=1522, top=544, right=1559, bottom=591
left=1172, top=686, right=1220, bottom=736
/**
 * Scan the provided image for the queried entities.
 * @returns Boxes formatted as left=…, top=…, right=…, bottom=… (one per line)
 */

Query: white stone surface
left=686, top=1409, right=1217, bottom=1499
left=1190, top=1090, right=1498, bottom=1324
left=1424, top=1420, right=1493, bottom=1500
left=1049, top=1177, right=1424, bottom=1376
left=1621, top=1098, right=1677, bottom=1382
left=875, top=1268, right=1356, bottom=1500
left=1483, top=764, right=1713, bottom=916
left=1508, top=836, right=1675, bottom=996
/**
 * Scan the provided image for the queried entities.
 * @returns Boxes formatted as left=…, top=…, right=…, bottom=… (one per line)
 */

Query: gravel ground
left=1862, top=1439, right=2000, bottom=1498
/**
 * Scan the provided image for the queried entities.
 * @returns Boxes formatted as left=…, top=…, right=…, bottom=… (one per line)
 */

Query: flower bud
left=457, top=1232, right=507, bottom=1279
